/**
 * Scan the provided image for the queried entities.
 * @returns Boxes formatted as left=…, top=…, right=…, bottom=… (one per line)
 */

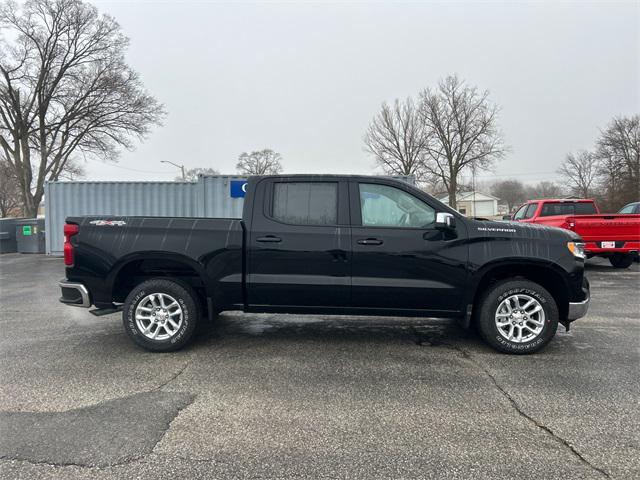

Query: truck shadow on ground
left=584, top=259, right=639, bottom=272
left=193, top=314, right=480, bottom=350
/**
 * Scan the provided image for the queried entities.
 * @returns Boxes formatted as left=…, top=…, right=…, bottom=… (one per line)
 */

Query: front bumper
left=59, top=279, right=91, bottom=308
left=568, top=296, right=590, bottom=320
left=567, top=277, right=590, bottom=320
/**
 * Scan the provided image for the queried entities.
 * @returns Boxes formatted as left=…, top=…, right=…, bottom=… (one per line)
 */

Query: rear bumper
left=59, top=279, right=91, bottom=308
left=585, top=241, right=639, bottom=255
left=567, top=277, right=590, bottom=320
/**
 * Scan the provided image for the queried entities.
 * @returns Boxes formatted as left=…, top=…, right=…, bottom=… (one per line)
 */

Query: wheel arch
left=107, top=252, right=210, bottom=306
left=465, top=259, right=570, bottom=328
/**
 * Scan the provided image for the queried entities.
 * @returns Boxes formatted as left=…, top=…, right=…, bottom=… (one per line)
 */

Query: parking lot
left=0, top=254, right=638, bottom=479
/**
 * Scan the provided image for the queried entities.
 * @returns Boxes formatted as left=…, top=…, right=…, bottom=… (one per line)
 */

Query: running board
left=89, top=305, right=123, bottom=317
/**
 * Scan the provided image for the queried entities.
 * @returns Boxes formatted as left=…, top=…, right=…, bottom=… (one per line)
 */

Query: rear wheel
left=123, top=278, right=199, bottom=352
left=609, top=253, right=633, bottom=269
left=476, top=279, right=558, bottom=354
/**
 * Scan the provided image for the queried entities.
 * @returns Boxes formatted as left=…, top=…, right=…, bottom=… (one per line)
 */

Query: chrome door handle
left=256, top=235, right=282, bottom=243
left=357, top=238, right=383, bottom=246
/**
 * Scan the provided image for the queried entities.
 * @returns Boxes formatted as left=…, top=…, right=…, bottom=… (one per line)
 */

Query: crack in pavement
left=0, top=455, right=142, bottom=470
left=412, top=331, right=611, bottom=479
left=152, top=355, right=193, bottom=391
left=147, top=354, right=197, bottom=456
left=475, top=362, right=612, bottom=479
left=0, top=451, right=221, bottom=471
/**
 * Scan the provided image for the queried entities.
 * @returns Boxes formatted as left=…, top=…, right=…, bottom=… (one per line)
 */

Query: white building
left=438, top=191, right=500, bottom=217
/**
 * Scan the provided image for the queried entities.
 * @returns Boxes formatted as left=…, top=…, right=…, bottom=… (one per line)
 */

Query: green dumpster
left=15, top=218, right=46, bottom=254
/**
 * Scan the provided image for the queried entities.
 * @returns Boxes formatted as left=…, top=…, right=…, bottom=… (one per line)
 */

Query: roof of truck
left=525, top=198, right=596, bottom=203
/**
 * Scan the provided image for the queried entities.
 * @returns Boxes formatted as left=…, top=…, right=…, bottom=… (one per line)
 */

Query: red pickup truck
left=512, top=199, right=640, bottom=268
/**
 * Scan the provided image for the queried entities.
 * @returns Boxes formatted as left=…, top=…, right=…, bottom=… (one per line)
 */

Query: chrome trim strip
left=59, top=280, right=91, bottom=308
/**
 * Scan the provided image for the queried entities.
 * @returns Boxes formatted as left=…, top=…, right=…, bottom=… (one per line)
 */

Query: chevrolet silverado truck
left=512, top=199, right=640, bottom=268
left=59, top=175, right=590, bottom=354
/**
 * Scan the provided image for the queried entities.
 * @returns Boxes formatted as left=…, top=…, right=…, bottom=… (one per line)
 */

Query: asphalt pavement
left=0, top=254, right=638, bottom=479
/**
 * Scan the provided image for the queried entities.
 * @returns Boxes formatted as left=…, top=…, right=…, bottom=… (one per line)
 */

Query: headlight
left=567, top=241, right=586, bottom=259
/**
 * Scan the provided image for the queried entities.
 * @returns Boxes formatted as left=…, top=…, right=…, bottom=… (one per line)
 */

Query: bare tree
left=179, top=167, right=220, bottom=182
left=0, top=0, right=165, bottom=217
left=491, top=179, right=526, bottom=212
left=236, top=149, right=283, bottom=175
left=596, top=151, right=627, bottom=211
left=595, top=115, right=639, bottom=209
left=0, top=159, right=21, bottom=216
left=526, top=181, right=564, bottom=199
left=364, top=97, right=426, bottom=178
left=418, top=75, right=506, bottom=208
left=558, top=150, right=599, bottom=198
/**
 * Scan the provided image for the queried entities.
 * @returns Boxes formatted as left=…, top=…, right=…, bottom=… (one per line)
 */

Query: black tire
left=609, top=254, right=633, bottom=269
left=476, top=279, right=558, bottom=354
left=123, top=278, right=200, bottom=352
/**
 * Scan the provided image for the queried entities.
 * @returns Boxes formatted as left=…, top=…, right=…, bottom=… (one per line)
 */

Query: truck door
left=349, top=180, right=468, bottom=315
left=247, top=178, right=351, bottom=309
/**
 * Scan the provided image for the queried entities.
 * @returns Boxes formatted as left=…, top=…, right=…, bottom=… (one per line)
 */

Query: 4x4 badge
left=89, top=220, right=126, bottom=226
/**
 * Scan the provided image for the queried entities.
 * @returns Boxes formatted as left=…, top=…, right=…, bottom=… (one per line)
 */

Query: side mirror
left=435, top=212, right=456, bottom=229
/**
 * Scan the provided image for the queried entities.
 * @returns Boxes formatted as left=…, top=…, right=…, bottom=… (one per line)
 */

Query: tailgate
left=566, top=214, right=640, bottom=250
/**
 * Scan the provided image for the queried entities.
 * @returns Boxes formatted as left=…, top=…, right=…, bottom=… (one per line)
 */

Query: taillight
left=64, top=223, right=79, bottom=266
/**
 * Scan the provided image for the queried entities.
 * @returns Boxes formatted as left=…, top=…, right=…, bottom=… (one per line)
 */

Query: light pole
left=161, top=160, right=186, bottom=180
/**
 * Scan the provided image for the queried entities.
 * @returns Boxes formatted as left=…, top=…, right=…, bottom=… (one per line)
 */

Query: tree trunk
left=448, top=177, right=457, bottom=209
left=17, top=135, right=38, bottom=217
left=22, top=192, right=38, bottom=218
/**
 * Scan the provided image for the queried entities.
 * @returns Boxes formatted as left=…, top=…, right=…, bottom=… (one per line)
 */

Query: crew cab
left=59, top=175, right=590, bottom=354
left=512, top=199, right=640, bottom=268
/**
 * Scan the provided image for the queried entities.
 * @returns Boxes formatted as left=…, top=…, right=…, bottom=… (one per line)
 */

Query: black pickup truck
left=59, top=175, right=590, bottom=354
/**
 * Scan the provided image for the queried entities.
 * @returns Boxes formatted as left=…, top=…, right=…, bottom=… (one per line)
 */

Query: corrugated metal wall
left=45, top=176, right=246, bottom=255
left=45, top=174, right=415, bottom=255
left=198, top=176, right=247, bottom=218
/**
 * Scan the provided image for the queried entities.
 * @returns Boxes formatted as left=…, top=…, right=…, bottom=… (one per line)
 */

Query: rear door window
left=272, top=182, right=338, bottom=225
left=540, top=202, right=597, bottom=216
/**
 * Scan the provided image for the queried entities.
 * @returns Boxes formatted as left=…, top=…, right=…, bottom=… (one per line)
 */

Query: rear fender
left=107, top=252, right=210, bottom=299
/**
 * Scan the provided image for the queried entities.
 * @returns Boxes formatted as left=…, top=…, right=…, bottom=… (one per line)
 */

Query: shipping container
left=45, top=174, right=415, bottom=255
left=45, top=175, right=246, bottom=255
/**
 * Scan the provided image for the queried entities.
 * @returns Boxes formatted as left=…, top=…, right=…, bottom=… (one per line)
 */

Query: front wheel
left=123, top=278, right=200, bottom=352
left=609, top=253, right=633, bottom=269
left=476, top=279, right=558, bottom=354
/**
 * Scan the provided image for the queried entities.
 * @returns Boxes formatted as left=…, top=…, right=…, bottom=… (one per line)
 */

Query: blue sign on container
left=230, top=180, right=248, bottom=198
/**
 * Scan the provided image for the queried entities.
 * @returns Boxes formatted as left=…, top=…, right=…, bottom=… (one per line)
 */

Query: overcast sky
left=85, top=0, right=639, bottom=184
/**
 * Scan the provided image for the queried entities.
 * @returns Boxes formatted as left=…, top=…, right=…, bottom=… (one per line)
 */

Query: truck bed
left=66, top=215, right=245, bottom=308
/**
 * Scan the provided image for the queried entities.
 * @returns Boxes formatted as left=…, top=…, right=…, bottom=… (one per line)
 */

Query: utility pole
left=471, top=158, right=477, bottom=218
left=161, top=160, right=186, bottom=180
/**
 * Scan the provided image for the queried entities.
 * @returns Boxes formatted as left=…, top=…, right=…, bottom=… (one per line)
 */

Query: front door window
left=359, top=183, right=435, bottom=228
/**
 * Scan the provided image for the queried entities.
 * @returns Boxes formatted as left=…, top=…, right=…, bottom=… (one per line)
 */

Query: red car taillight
left=63, top=223, right=79, bottom=266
